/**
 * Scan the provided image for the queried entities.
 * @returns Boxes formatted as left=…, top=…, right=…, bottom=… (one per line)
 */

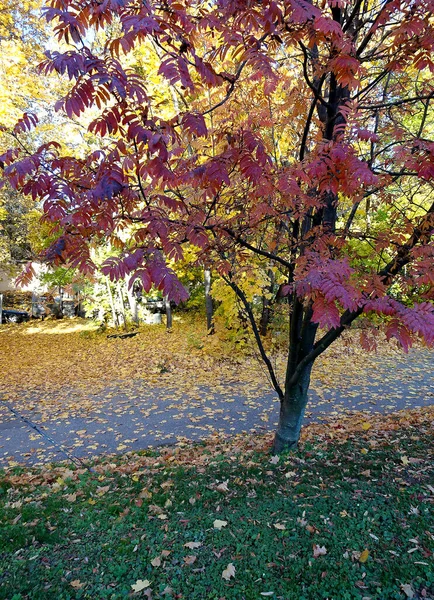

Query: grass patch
left=0, top=409, right=433, bottom=600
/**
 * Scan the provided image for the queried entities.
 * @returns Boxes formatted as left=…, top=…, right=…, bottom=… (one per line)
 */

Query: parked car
left=1, top=309, right=30, bottom=324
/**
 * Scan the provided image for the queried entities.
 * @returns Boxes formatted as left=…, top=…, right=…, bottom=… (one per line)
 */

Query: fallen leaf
left=70, top=580, right=85, bottom=589
left=157, top=514, right=168, bottom=520
left=361, top=422, right=371, bottom=430
left=65, top=493, right=77, bottom=503
left=313, top=545, right=327, bottom=558
left=269, top=455, right=279, bottom=464
left=306, top=525, right=317, bottom=534
left=151, top=556, right=161, bottom=567
left=184, top=541, right=202, bottom=549
left=401, top=455, right=409, bottom=466
left=184, top=555, right=197, bottom=565
left=216, top=480, right=229, bottom=493
left=274, top=523, right=286, bottom=530
left=213, top=519, right=228, bottom=529
left=401, top=583, right=415, bottom=599
left=131, top=579, right=151, bottom=593
left=222, top=562, right=236, bottom=581
left=359, top=549, right=369, bottom=563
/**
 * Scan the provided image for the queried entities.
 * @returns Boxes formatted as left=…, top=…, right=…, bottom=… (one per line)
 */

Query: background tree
left=2, top=0, right=434, bottom=452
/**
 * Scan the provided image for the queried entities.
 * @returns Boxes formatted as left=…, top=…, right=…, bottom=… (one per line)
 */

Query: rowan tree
left=2, top=0, right=434, bottom=452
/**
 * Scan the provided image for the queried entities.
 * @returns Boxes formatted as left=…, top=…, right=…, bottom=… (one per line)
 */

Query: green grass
left=0, top=421, right=433, bottom=600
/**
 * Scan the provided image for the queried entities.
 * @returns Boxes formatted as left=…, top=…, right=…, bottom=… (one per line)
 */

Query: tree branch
left=223, top=275, right=284, bottom=400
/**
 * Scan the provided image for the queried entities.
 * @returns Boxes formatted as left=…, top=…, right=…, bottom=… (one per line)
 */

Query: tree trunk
left=204, top=268, right=214, bottom=334
left=260, top=269, right=274, bottom=336
left=165, top=295, right=172, bottom=330
left=126, top=277, right=139, bottom=325
left=272, top=362, right=313, bottom=454
left=105, top=277, right=118, bottom=328
left=117, top=282, right=128, bottom=331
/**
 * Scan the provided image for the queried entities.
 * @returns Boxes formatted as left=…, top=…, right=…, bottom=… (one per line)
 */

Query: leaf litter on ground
left=0, top=405, right=433, bottom=599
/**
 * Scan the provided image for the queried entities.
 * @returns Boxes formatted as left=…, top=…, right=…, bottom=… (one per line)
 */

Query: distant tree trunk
left=117, top=282, right=128, bottom=330
left=165, top=295, right=172, bottom=330
left=106, top=277, right=118, bottom=328
left=259, top=268, right=274, bottom=336
left=204, top=268, right=214, bottom=334
left=126, top=277, right=139, bottom=325
left=58, top=286, right=64, bottom=315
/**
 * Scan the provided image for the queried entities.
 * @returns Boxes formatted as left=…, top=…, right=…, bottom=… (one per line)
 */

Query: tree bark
left=204, top=268, right=214, bottom=334
left=117, top=282, right=128, bottom=331
left=165, top=295, right=172, bottom=330
left=259, top=269, right=275, bottom=337
left=272, top=362, right=313, bottom=453
left=126, top=276, right=139, bottom=325
left=106, top=277, right=118, bottom=328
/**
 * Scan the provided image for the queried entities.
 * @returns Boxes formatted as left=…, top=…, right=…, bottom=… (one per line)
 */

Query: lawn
left=1, top=407, right=433, bottom=600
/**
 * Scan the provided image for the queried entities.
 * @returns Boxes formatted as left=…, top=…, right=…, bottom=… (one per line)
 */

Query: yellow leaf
left=131, top=579, right=151, bottom=593
left=359, top=549, right=369, bottom=563
left=213, top=519, right=228, bottom=529
left=401, top=455, right=409, bottom=466
left=360, top=448, right=368, bottom=455
left=361, top=422, right=371, bottom=431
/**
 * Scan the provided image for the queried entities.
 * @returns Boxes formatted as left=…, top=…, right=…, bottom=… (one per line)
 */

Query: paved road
left=0, top=348, right=432, bottom=467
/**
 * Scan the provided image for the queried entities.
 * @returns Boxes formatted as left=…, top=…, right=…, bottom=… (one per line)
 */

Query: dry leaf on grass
left=184, top=541, right=202, bottom=549
left=359, top=549, right=369, bottom=563
left=313, top=545, right=327, bottom=558
left=213, top=519, right=228, bottom=529
left=222, top=563, right=236, bottom=581
left=131, top=579, right=151, bottom=593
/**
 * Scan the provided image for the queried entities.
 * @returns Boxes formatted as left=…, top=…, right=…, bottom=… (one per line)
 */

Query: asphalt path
left=0, top=348, right=433, bottom=467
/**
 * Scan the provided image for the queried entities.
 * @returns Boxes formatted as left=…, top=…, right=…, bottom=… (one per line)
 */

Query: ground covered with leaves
left=1, top=319, right=433, bottom=465
left=1, top=407, right=433, bottom=600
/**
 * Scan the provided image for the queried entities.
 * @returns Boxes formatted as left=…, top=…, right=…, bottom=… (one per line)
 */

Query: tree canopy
left=1, top=0, right=434, bottom=450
